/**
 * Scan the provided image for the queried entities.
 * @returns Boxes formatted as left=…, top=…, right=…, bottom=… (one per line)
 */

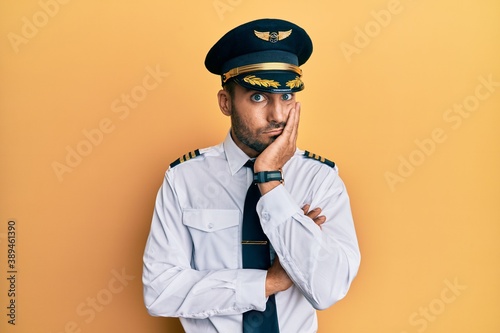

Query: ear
left=217, top=89, right=232, bottom=116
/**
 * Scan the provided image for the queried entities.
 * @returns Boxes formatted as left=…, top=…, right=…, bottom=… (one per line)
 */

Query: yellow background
left=1, top=0, right=499, bottom=332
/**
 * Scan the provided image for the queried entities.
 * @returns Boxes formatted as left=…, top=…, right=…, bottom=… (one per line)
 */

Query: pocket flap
left=182, top=209, right=240, bottom=232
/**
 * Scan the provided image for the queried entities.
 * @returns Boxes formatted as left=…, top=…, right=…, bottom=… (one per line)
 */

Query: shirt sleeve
left=142, top=171, right=268, bottom=318
left=256, top=166, right=360, bottom=310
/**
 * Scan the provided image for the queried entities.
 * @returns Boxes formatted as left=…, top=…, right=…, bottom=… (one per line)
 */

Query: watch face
left=254, top=171, right=283, bottom=183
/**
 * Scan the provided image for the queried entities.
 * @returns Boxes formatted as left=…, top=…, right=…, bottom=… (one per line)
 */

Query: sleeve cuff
left=236, top=269, right=267, bottom=311
left=256, top=184, right=300, bottom=231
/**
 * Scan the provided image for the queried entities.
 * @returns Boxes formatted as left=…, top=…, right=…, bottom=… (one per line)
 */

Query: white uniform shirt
left=143, top=133, right=360, bottom=333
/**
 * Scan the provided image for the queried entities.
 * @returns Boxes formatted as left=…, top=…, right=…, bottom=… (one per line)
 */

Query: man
left=143, top=18, right=360, bottom=333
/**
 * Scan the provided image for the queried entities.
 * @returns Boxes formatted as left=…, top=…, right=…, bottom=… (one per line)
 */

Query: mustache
left=263, top=122, right=286, bottom=132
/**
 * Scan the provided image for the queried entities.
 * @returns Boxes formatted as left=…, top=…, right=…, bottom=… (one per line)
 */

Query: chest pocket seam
left=182, top=209, right=240, bottom=232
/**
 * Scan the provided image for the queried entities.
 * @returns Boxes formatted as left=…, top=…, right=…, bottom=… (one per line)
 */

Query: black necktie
left=242, top=160, right=279, bottom=333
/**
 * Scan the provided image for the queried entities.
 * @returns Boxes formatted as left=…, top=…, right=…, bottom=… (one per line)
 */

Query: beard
left=230, top=100, right=285, bottom=154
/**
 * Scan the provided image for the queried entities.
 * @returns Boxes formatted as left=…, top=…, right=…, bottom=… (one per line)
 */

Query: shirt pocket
left=183, top=209, right=240, bottom=270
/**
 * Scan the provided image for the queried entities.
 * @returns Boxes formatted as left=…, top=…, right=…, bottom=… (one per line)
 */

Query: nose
left=267, top=96, right=289, bottom=124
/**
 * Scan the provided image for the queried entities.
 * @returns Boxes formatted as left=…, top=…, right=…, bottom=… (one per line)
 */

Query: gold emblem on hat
left=243, top=75, right=281, bottom=88
left=254, top=29, right=292, bottom=43
left=286, top=76, right=303, bottom=89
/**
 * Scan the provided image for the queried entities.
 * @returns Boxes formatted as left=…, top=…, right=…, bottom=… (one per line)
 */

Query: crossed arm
left=143, top=102, right=360, bottom=317
left=265, top=204, right=325, bottom=297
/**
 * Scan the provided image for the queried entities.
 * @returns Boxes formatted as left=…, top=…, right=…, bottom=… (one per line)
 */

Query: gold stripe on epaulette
left=304, top=150, right=335, bottom=168
left=182, top=150, right=197, bottom=162
left=170, top=149, right=201, bottom=168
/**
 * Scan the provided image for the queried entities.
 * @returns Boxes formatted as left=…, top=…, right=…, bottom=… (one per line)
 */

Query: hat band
left=222, top=62, right=302, bottom=83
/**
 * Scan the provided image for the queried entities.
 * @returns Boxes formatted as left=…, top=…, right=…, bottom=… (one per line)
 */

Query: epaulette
left=303, top=150, right=335, bottom=168
left=170, top=149, right=201, bottom=168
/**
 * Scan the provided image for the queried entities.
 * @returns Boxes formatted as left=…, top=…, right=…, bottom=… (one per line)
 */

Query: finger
left=302, top=204, right=311, bottom=215
left=281, top=103, right=296, bottom=143
left=306, top=207, right=322, bottom=219
left=289, top=102, right=300, bottom=144
left=282, top=104, right=296, bottom=139
left=313, top=215, right=326, bottom=230
left=294, top=102, right=301, bottom=129
left=314, top=215, right=326, bottom=224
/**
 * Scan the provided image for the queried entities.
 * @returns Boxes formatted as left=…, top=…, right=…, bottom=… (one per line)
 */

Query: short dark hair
left=223, top=80, right=237, bottom=98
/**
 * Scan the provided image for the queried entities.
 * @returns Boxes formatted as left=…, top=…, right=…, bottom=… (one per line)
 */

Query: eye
left=281, top=93, right=293, bottom=101
left=250, top=93, right=265, bottom=102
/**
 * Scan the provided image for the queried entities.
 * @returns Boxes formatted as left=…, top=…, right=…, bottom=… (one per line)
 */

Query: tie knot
left=244, top=160, right=255, bottom=171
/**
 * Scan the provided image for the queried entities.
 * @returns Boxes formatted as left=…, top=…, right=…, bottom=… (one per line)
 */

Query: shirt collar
left=223, top=131, right=253, bottom=175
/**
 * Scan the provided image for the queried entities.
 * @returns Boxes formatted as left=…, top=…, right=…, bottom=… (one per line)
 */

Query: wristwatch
left=253, top=170, right=283, bottom=183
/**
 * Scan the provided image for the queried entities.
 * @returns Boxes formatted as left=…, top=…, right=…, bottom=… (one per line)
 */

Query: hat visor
left=232, top=71, right=304, bottom=93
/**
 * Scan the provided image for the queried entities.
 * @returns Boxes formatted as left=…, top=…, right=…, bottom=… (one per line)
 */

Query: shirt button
left=262, top=212, right=270, bottom=221
left=208, top=223, right=214, bottom=229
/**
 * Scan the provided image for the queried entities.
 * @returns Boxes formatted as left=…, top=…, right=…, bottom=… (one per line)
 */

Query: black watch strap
left=253, top=171, right=283, bottom=183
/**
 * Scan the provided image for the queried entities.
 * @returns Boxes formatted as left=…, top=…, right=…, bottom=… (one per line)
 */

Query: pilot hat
left=205, top=18, right=313, bottom=93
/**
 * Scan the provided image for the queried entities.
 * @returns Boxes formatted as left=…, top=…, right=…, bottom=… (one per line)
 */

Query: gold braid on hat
left=222, top=62, right=302, bottom=83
